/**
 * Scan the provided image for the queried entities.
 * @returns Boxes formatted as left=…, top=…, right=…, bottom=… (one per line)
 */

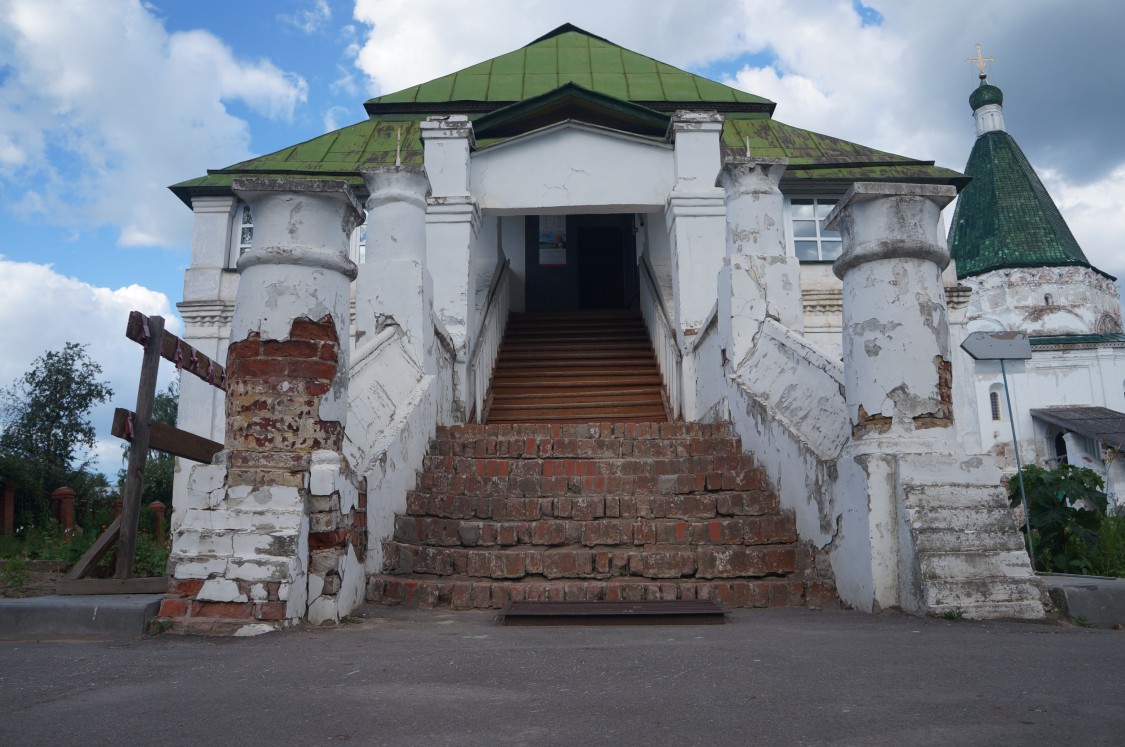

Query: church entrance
left=523, top=214, right=638, bottom=312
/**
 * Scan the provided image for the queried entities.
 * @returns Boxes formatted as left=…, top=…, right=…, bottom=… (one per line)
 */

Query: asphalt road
left=1, top=606, right=1122, bottom=746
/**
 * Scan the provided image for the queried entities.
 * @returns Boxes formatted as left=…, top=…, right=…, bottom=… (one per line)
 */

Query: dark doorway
left=578, top=226, right=625, bottom=309
left=524, top=214, right=637, bottom=312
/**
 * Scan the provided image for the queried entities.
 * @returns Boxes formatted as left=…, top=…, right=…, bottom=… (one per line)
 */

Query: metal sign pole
left=1000, top=358, right=1036, bottom=570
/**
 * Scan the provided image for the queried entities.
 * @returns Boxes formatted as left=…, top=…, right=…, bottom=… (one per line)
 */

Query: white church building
left=162, top=25, right=1123, bottom=634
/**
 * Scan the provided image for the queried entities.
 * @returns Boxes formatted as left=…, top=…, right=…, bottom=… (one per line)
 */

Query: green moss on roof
left=367, top=24, right=771, bottom=110
left=169, top=119, right=424, bottom=204
left=948, top=130, right=1090, bottom=279
left=721, top=119, right=964, bottom=185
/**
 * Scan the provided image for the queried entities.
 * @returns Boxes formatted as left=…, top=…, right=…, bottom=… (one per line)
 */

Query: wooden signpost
left=59, top=311, right=225, bottom=595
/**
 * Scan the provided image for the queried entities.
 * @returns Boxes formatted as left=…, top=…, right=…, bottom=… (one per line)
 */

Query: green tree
left=1009, top=463, right=1108, bottom=573
left=0, top=343, right=113, bottom=523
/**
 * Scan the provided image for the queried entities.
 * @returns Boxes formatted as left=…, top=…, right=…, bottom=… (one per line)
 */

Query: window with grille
left=989, top=391, right=1001, bottom=420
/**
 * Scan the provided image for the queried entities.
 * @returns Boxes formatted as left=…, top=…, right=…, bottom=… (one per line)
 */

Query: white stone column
left=174, top=196, right=238, bottom=532
left=824, top=182, right=956, bottom=611
left=356, top=166, right=434, bottom=369
left=166, top=178, right=366, bottom=633
left=716, top=157, right=803, bottom=369
left=665, top=111, right=726, bottom=419
left=422, top=115, right=479, bottom=415
left=827, top=183, right=958, bottom=452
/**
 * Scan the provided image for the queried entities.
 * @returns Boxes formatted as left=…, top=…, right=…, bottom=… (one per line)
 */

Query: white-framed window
left=227, top=201, right=253, bottom=267
left=788, top=197, right=842, bottom=262
left=355, top=223, right=367, bottom=265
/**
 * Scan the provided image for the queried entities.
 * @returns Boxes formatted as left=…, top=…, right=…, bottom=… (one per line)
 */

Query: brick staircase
left=366, top=422, right=838, bottom=610
left=485, top=311, right=668, bottom=424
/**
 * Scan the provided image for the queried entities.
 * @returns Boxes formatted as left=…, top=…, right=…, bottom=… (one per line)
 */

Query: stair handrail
left=638, top=253, right=683, bottom=420
left=466, top=258, right=511, bottom=422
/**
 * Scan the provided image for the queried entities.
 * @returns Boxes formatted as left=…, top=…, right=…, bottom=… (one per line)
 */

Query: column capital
left=232, top=177, right=362, bottom=281
left=360, top=166, right=429, bottom=211
left=826, top=182, right=956, bottom=279
left=420, top=115, right=476, bottom=146
left=717, top=157, right=788, bottom=196
left=668, top=110, right=724, bottom=139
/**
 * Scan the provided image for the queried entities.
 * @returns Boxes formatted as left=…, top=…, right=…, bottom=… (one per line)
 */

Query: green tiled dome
left=948, top=129, right=1090, bottom=279
left=969, top=83, right=1003, bottom=111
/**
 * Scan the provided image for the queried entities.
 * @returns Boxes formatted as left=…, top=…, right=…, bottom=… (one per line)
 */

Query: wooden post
left=52, top=487, right=76, bottom=539
left=2, top=483, right=14, bottom=539
left=116, top=314, right=164, bottom=578
left=149, top=501, right=166, bottom=544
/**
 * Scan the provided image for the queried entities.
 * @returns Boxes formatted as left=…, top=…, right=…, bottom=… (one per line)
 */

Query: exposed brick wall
left=224, top=315, right=343, bottom=465
left=158, top=314, right=366, bottom=634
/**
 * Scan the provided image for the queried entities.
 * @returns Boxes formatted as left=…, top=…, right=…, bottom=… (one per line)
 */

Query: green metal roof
left=948, top=128, right=1091, bottom=279
left=170, top=23, right=964, bottom=205
left=366, top=23, right=772, bottom=113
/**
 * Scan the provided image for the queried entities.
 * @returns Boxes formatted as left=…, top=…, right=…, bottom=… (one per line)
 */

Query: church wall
left=963, top=266, right=1123, bottom=335
left=500, top=215, right=527, bottom=312
left=641, top=210, right=675, bottom=308
left=470, top=124, right=673, bottom=214
left=972, top=346, right=1125, bottom=505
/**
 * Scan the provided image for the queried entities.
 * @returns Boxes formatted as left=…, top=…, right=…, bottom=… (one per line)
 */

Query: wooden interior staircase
left=484, top=311, right=668, bottom=424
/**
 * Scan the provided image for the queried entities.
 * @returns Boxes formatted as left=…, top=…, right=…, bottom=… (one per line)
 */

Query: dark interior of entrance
left=524, top=214, right=638, bottom=312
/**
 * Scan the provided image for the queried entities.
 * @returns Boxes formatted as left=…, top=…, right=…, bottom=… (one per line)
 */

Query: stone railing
left=639, top=254, right=682, bottom=420
left=465, top=258, right=510, bottom=423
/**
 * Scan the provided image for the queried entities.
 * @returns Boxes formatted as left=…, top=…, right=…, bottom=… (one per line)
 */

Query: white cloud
left=0, top=0, right=308, bottom=249
left=0, top=256, right=181, bottom=477
left=280, top=0, right=333, bottom=35
left=1041, top=165, right=1125, bottom=282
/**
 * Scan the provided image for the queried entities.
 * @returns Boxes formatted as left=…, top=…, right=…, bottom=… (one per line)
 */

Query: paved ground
left=1, top=606, right=1122, bottom=746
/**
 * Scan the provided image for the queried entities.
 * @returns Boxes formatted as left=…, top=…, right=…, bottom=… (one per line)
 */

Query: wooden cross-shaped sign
left=966, top=43, right=995, bottom=79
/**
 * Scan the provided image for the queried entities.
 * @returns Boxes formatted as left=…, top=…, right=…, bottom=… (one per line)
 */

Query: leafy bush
left=1009, top=464, right=1108, bottom=574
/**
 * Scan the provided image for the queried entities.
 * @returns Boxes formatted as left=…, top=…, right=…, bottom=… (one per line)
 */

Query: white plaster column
left=422, top=115, right=479, bottom=415
left=827, top=183, right=959, bottom=452
left=824, top=182, right=957, bottom=612
left=357, top=166, right=434, bottom=369
left=716, top=157, right=803, bottom=370
left=166, top=178, right=365, bottom=633
left=174, top=196, right=238, bottom=532
left=183, top=196, right=236, bottom=302
left=665, top=111, right=726, bottom=419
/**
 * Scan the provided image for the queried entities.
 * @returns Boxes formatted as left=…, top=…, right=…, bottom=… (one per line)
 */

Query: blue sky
left=2, top=0, right=1124, bottom=478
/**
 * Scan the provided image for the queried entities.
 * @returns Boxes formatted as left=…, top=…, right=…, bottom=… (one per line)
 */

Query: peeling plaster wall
left=470, top=124, right=672, bottom=214
left=963, top=265, right=1123, bottom=335
left=971, top=345, right=1125, bottom=505
left=344, top=330, right=454, bottom=575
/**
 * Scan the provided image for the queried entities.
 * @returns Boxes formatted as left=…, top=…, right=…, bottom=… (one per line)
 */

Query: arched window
left=228, top=201, right=253, bottom=267
left=989, top=391, right=1001, bottom=421
left=1044, top=293, right=1053, bottom=306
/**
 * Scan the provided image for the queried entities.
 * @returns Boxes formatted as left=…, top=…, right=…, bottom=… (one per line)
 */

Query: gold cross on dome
left=966, top=43, right=995, bottom=79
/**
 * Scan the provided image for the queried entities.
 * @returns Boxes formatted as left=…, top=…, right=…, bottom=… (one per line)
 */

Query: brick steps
left=393, top=514, right=795, bottom=547
left=367, top=576, right=833, bottom=611
left=368, top=422, right=838, bottom=611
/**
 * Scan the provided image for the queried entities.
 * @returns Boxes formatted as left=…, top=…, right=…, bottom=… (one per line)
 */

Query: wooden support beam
left=62, top=516, right=121, bottom=581
left=126, top=310, right=226, bottom=390
left=117, top=315, right=163, bottom=579
left=111, top=408, right=222, bottom=464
